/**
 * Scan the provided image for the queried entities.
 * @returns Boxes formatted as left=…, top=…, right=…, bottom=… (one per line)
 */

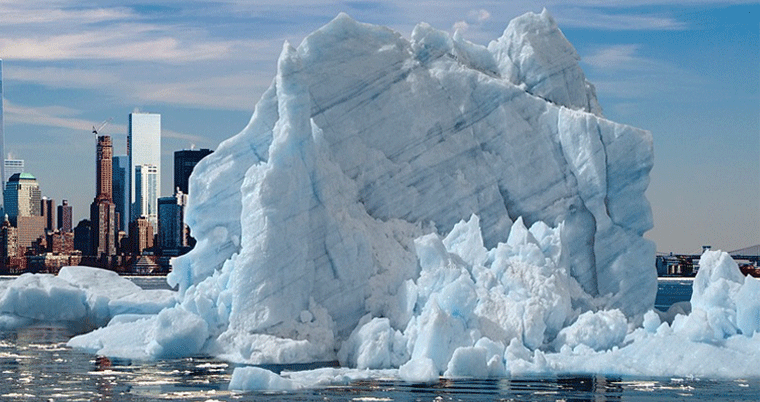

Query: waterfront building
left=57, top=200, right=72, bottom=232
left=41, top=196, right=55, bottom=231
left=174, top=148, right=213, bottom=194
left=158, top=190, right=187, bottom=255
left=128, top=112, right=161, bottom=225
left=112, top=155, right=128, bottom=231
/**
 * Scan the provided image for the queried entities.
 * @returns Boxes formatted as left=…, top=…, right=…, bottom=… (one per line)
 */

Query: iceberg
left=159, top=9, right=656, bottom=358
left=0, top=9, right=746, bottom=389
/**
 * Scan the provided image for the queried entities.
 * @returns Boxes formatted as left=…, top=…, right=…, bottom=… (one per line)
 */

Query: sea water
left=0, top=276, right=756, bottom=401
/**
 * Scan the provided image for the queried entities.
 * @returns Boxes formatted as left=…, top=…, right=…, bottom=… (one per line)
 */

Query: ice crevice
left=0, top=9, right=752, bottom=390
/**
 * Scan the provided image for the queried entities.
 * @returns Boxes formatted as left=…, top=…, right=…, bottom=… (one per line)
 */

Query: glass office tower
left=127, top=112, right=161, bottom=225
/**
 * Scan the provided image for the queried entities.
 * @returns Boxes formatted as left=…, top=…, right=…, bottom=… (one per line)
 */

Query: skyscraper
left=174, top=148, right=213, bottom=194
left=128, top=112, right=160, bottom=225
left=4, top=173, right=41, bottom=222
left=0, top=59, right=6, bottom=209
left=4, top=173, right=44, bottom=250
left=112, top=155, right=128, bottom=231
left=57, top=200, right=72, bottom=232
left=95, top=136, right=113, bottom=202
left=3, top=159, right=23, bottom=186
left=158, top=190, right=187, bottom=254
left=90, top=135, right=116, bottom=258
left=41, top=196, right=55, bottom=231
left=134, top=164, right=158, bottom=232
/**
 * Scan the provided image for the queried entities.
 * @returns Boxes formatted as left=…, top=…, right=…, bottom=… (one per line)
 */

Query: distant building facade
left=112, top=155, right=129, bottom=231
left=90, top=135, right=117, bottom=260
left=158, top=190, right=187, bottom=255
left=57, top=200, right=72, bottom=232
left=134, top=164, right=158, bottom=231
left=128, top=112, right=161, bottom=226
left=3, top=159, right=23, bottom=190
left=73, top=219, right=92, bottom=255
left=174, top=148, right=213, bottom=194
left=4, top=172, right=41, bottom=224
left=0, top=216, right=18, bottom=260
left=129, top=216, right=154, bottom=254
left=41, top=196, right=55, bottom=231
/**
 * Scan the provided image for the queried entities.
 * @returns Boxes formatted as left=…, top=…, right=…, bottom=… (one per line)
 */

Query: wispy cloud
left=453, top=8, right=492, bottom=33
left=583, top=44, right=665, bottom=70
left=0, top=2, right=134, bottom=25
left=4, top=101, right=208, bottom=143
left=580, top=43, right=704, bottom=103
left=6, top=67, right=120, bottom=89
left=554, top=7, right=686, bottom=30
left=0, top=27, right=238, bottom=62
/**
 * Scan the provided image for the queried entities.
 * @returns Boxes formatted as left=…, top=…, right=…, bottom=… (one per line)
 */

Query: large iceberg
left=54, top=9, right=759, bottom=387
left=74, top=9, right=654, bottom=365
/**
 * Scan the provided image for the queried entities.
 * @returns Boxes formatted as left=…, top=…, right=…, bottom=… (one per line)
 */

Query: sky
left=0, top=0, right=757, bottom=254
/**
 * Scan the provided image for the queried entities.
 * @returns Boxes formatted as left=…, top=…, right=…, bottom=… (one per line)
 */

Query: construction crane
left=92, top=117, right=113, bottom=137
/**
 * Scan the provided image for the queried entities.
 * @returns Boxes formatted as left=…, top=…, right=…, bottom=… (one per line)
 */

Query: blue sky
left=0, top=0, right=757, bottom=253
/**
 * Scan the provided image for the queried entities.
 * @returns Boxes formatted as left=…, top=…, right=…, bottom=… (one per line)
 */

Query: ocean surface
left=0, top=276, right=757, bottom=401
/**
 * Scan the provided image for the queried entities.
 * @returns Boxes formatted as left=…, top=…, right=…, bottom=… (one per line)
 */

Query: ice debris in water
left=0, top=9, right=753, bottom=390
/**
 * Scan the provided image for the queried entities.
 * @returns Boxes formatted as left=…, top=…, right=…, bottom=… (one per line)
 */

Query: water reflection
left=0, top=325, right=756, bottom=402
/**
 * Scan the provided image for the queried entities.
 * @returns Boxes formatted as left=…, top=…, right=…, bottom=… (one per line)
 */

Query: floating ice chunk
left=0, top=273, right=87, bottom=323
left=398, top=357, right=439, bottom=383
left=229, top=366, right=298, bottom=391
left=146, top=307, right=209, bottom=359
left=0, top=266, right=177, bottom=331
left=444, top=346, right=489, bottom=378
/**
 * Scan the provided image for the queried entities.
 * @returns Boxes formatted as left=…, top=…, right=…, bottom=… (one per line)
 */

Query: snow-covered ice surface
left=0, top=9, right=748, bottom=390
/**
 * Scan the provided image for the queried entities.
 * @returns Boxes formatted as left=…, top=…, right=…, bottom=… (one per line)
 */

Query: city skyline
left=0, top=1, right=757, bottom=254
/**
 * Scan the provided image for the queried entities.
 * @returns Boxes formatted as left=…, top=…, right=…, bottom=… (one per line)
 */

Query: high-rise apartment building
left=128, top=112, right=160, bottom=225
left=3, top=159, right=22, bottom=190
left=174, top=148, right=213, bottom=194
left=134, top=164, right=158, bottom=232
left=41, top=196, right=55, bottom=231
left=112, top=155, right=128, bottom=231
left=90, top=135, right=117, bottom=258
left=158, top=190, right=187, bottom=254
left=57, top=200, right=72, bottom=232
